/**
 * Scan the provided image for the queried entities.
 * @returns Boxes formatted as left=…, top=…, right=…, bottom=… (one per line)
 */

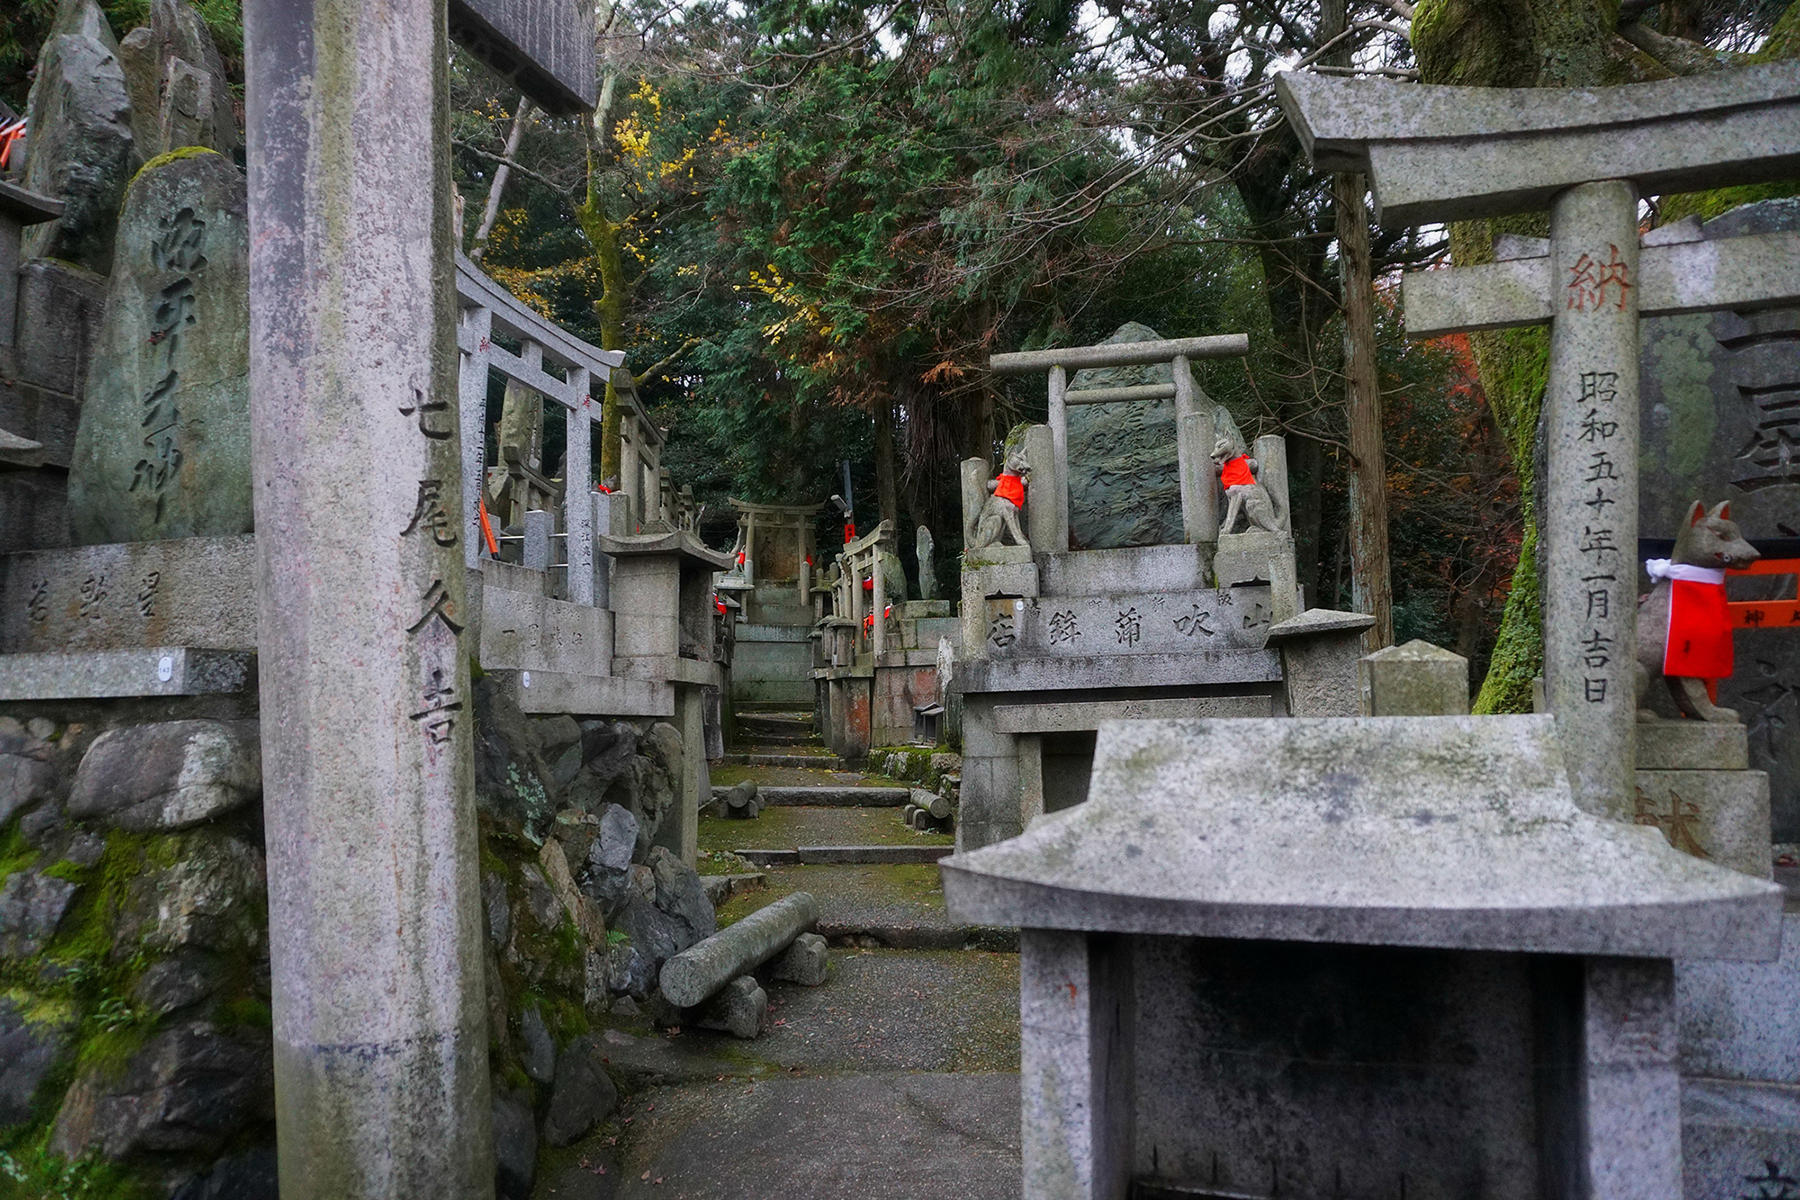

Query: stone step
left=734, top=846, right=954, bottom=867
left=717, top=752, right=844, bottom=769
left=700, top=872, right=766, bottom=906
left=739, top=731, right=820, bottom=746
left=712, top=785, right=911, bottom=808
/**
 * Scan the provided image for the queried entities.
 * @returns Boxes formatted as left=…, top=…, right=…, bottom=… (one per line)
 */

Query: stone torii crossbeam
left=1278, top=62, right=1800, bottom=823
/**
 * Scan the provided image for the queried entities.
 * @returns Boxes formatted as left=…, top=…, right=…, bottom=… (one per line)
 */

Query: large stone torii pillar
left=1278, top=62, right=1800, bottom=824
left=244, top=0, right=592, bottom=1194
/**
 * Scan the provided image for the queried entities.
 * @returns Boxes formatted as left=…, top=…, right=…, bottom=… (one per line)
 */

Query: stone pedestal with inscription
left=953, top=539, right=1284, bottom=851
left=944, top=715, right=1784, bottom=1200
left=1633, top=721, right=1771, bottom=880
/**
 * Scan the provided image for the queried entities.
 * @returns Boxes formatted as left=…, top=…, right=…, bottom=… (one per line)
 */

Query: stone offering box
left=943, top=715, right=1784, bottom=1200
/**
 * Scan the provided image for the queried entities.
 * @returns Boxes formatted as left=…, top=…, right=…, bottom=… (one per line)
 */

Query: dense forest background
left=2, top=0, right=1794, bottom=701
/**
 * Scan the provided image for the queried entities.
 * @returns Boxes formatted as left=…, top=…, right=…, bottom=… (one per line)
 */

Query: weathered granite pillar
left=1176, top=398, right=1216, bottom=545
left=1019, top=930, right=1135, bottom=1200
left=1543, top=181, right=1639, bottom=821
left=564, top=372, right=593, bottom=604
left=1360, top=639, right=1469, bottom=716
left=1047, top=364, right=1069, bottom=549
left=244, top=0, right=492, bottom=1193
left=1582, top=957, right=1680, bottom=1200
left=1023, top=423, right=1058, bottom=554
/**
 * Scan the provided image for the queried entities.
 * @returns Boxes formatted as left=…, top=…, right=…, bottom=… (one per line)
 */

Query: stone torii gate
left=243, top=0, right=593, bottom=1196
left=987, top=334, right=1249, bottom=549
left=1278, top=63, right=1800, bottom=825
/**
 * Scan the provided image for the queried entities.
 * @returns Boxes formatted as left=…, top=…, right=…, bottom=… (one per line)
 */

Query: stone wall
left=0, top=680, right=719, bottom=1196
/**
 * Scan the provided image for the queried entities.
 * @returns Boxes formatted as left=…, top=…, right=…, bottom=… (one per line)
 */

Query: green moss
left=1473, top=524, right=1543, bottom=715
left=125, top=145, right=222, bottom=192
left=4, top=990, right=75, bottom=1032
left=219, top=995, right=272, bottom=1031
left=71, top=1020, right=154, bottom=1080
left=0, top=1134, right=158, bottom=1200
left=0, top=824, right=36, bottom=883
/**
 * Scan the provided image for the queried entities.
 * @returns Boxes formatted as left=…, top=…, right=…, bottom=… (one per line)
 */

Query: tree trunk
left=873, top=393, right=899, bottom=533
left=469, top=97, right=533, bottom=263
left=579, top=69, right=628, bottom=484
left=1336, top=171, right=1392, bottom=648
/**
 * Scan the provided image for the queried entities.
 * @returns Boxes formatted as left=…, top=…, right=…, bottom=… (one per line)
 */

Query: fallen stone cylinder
left=660, top=891, right=820, bottom=1008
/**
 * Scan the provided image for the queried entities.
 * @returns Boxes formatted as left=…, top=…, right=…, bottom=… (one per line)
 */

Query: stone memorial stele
left=20, top=0, right=135, bottom=274
left=67, top=149, right=250, bottom=545
left=1064, top=322, right=1247, bottom=550
left=915, top=523, right=937, bottom=601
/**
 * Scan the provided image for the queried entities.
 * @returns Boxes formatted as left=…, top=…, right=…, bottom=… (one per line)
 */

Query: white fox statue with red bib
left=1638, top=500, right=1761, bottom=723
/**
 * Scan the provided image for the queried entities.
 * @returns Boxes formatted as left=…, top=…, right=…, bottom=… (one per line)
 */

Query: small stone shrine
left=942, top=715, right=1784, bottom=1200
left=718, top=498, right=821, bottom=710
left=813, top=520, right=958, bottom=757
left=955, top=329, right=1364, bottom=850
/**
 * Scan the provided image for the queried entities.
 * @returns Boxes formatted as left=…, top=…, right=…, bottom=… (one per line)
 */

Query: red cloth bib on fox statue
left=1218, top=454, right=1255, bottom=490
left=1645, top=558, right=1733, bottom=679
left=992, top=472, right=1025, bottom=507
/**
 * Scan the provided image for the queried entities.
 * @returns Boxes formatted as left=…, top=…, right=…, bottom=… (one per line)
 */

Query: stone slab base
left=1682, top=1079, right=1800, bottom=1200
left=1636, top=767, right=1771, bottom=878
left=491, top=668, right=670, bottom=717
left=0, top=535, right=256, bottom=653
left=0, top=647, right=254, bottom=700
left=1639, top=719, right=1751, bottom=771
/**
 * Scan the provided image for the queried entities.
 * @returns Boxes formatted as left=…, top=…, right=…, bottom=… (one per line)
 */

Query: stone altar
left=943, top=715, right=1784, bottom=1200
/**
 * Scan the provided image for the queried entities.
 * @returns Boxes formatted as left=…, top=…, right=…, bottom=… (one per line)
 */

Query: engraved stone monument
left=67, top=149, right=249, bottom=544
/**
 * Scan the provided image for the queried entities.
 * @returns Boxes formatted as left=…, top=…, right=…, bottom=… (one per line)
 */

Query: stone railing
left=455, top=253, right=686, bottom=601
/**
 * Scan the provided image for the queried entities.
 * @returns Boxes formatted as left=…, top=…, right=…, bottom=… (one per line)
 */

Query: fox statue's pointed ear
left=1686, top=500, right=1706, bottom=527
left=1710, top=501, right=1731, bottom=521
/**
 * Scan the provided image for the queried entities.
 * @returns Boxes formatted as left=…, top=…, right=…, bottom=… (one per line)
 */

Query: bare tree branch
left=470, top=98, right=536, bottom=263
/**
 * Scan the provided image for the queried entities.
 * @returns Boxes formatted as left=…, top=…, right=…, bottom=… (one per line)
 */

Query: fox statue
left=972, top=446, right=1031, bottom=549
left=1637, top=500, right=1760, bottom=723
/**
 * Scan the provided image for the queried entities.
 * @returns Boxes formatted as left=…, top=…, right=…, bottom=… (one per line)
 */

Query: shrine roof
left=942, top=714, right=1783, bottom=961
